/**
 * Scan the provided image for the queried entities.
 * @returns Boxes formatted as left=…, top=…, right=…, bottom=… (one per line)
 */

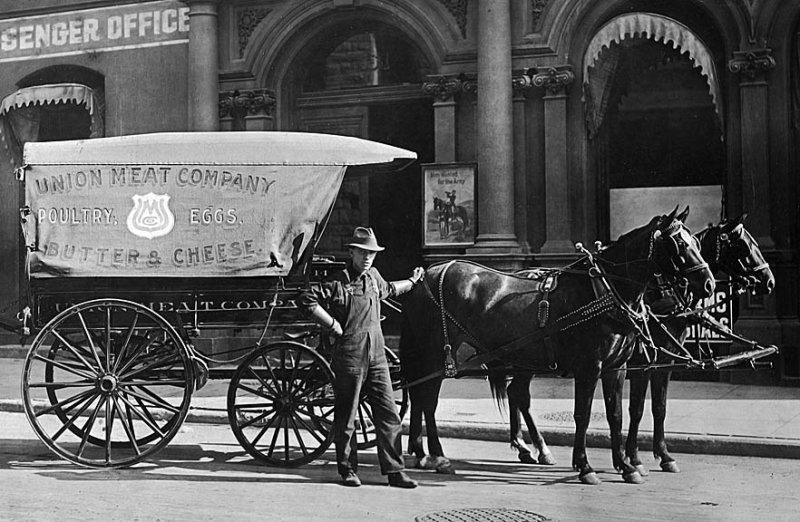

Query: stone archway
left=582, top=13, right=726, bottom=239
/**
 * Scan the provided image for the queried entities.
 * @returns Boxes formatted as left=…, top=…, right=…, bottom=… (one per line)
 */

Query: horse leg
left=508, top=374, right=555, bottom=465
left=572, top=365, right=602, bottom=485
left=406, top=384, right=427, bottom=463
left=602, top=368, right=643, bottom=484
left=651, top=371, right=679, bottom=472
left=410, top=378, right=453, bottom=474
left=625, top=370, right=650, bottom=476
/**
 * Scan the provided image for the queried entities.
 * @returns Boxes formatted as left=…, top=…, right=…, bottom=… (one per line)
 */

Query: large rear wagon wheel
left=22, top=299, right=195, bottom=468
left=227, top=341, right=335, bottom=467
left=356, top=347, right=408, bottom=450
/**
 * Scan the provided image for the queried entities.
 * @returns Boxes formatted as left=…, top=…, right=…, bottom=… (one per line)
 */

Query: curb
left=3, top=399, right=799, bottom=460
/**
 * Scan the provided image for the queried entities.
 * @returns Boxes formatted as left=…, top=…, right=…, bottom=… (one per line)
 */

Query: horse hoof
left=579, top=472, right=601, bottom=485
left=433, top=456, right=455, bottom=474
left=538, top=453, right=556, bottom=466
left=660, top=460, right=680, bottom=473
left=416, top=456, right=437, bottom=470
left=635, top=464, right=649, bottom=477
left=623, top=470, right=645, bottom=484
left=518, top=452, right=537, bottom=465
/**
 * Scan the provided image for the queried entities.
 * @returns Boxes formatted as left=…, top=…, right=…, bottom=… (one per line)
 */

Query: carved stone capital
left=512, top=72, right=533, bottom=96
left=421, top=75, right=463, bottom=102
left=728, top=48, right=775, bottom=81
left=530, top=65, right=574, bottom=95
left=219, top=89, right=276, bottom=119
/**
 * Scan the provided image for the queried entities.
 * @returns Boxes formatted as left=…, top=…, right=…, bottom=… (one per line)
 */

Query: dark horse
left=503, top=213, right=774, bottom=483
left=433, top=196, right=469, bottom=240
left=400, top=209, right=715, bottom=484
left=601, top=214, right=775, bottom=478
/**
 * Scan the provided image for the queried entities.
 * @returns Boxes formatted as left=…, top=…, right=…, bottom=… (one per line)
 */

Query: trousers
left=331, top=335, right=404, bottom=476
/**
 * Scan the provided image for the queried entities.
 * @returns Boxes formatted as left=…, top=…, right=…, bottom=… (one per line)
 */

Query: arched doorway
left=583, top=13, right=725, bottom=239
left=283, top=19, right=435, bottom=280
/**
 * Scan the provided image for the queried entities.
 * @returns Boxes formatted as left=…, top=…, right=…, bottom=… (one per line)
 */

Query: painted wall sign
left=23, top=163, right=345, bottom=278
left=0, top=0, right=189, bottom=63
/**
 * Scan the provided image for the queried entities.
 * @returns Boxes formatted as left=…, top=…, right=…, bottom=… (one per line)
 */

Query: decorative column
left=531, top=65, right=575, bottom=256
left=471, top=0, right=519, bottom=252
left=422, top=75, right=462, bottom=162
left=219, top=89, right=276, bottom=131
left=728, top=48, right=775, bottom=248
left=186, top=0, right=220, bottom=131
left=512, top=72, right=534, bottom=252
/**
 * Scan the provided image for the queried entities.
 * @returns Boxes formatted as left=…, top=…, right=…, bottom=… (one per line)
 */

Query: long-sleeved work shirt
left=301, top=264, right=398, bottom=362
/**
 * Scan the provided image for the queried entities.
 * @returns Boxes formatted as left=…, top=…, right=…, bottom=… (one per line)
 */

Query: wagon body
left=15, top=132, right=415, bottom=468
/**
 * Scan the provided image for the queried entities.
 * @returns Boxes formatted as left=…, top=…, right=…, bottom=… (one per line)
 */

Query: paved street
left=0, top=411, right=796, bottom=522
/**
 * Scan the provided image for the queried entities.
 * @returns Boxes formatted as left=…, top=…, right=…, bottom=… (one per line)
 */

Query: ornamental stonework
left=530, top=65, right=574, bottom=95
left=728, top=48, right=775, bottom=81
left=237, top=7, right=271, bottom=58
left=436, top=0, right=468, bottom=39
left=219, top=89, right=276, bottom=119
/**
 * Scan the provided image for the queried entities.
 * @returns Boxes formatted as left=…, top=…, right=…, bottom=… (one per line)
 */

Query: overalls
left=301, top=265, right=405, bottom=477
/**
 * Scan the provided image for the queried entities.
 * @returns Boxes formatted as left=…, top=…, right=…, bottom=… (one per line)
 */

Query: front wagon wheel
left=227, top=341, right=335, bottom=467
left=22, top=299, right=195, bottom=468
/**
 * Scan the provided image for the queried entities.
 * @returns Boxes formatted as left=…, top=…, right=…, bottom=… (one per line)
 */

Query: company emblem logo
left=126, top=193, right=175, bottom=239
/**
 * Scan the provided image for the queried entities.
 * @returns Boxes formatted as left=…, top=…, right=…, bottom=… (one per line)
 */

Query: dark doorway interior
left=368, top=99, right=434, bottom=280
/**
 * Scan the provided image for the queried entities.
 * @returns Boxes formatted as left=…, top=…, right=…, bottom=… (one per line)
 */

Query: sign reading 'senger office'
left=24, top=163, right=346, bottom=278
left=0, top=0, right=189, bottom=63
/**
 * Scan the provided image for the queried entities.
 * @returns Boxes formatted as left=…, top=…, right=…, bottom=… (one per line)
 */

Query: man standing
left=302, top=227, right=424, bottom=488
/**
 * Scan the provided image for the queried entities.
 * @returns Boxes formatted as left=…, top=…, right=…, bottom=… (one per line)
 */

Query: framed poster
left=422, top=162, right=476, bottom=247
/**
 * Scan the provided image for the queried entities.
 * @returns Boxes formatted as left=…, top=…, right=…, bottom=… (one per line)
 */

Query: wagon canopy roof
left=23, top=131, right=417, bottom=169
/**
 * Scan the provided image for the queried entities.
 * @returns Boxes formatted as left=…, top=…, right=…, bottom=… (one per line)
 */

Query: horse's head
left=698, top=214, right=774, bottom=295
left=650, top=207, right=715, bottom=299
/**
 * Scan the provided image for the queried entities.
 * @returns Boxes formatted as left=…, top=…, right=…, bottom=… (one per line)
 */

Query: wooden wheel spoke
left=292, top=379, right=332, bottom=402
left=266, top=415, right=285, bottom=460
left=51, top=330, right=102, bottom=375
left=29, top=379, right=94, bottom=390
left=113, top=312, right=140, bottom=373
left=249, top=410, right=280, bottom=447
left=34, top=354, right=96, bottom=381
left=111, top=395, right=141, bottom=456
left=50, top=393, right=100, bottom=441
left=104, top=396, right=115, bottom=463
left=121, top=379, right=187, bottom=387
left=247, top=366, right=282, bottom=398
left=237, top=382, right=276, bottom=401
left=287, top=416, right=310, bottom=456
left=119, top=386, right=180, bottom=414
left=115, top=333, right=162, bottom=375
left=115, top=393, right=166, bottom=437
left=76, top=311, right=106, bottom=371
left=238, top=406, right=277, bottom=429
left=119, top=354, right=182, bottom=381
left=289, top=411, right=328, bottom=445
left=295, top=404, right=334, bottom=430
left=77, top=399, right=104, bottom=458
left=37, top=388, right=96, bottom=418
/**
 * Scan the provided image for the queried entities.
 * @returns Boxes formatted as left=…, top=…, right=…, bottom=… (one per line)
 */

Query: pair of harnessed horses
left=398, top=208, right=773, bottom=485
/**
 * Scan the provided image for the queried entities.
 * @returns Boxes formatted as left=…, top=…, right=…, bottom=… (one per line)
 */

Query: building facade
left=0, top=0, right=798, bottom=383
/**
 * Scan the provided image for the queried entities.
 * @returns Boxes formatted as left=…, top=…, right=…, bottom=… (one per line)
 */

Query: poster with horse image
left=422, top=163, right=475, bottom=247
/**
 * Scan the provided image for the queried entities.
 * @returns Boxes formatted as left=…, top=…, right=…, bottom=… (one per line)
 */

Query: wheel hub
left=97, top=374, right=118, bottom=394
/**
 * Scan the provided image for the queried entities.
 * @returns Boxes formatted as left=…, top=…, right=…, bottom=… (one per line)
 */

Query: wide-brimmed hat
left=347, top=226, right=385, bottom=252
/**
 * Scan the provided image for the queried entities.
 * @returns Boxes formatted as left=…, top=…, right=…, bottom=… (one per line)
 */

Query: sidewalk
left=2, top=349, right=800, bottom=460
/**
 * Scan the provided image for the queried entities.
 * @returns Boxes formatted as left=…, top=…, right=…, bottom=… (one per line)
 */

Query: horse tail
left=486, top=369, right=508, bottom=413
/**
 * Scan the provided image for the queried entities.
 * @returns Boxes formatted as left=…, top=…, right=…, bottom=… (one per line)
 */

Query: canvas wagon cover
left=20, top=132, right=415, bottom=278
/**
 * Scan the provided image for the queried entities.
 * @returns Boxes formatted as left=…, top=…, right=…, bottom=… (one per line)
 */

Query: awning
left=0, top=83, right=96, bottom=116
left=583, top=13, right=723, bottom=138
